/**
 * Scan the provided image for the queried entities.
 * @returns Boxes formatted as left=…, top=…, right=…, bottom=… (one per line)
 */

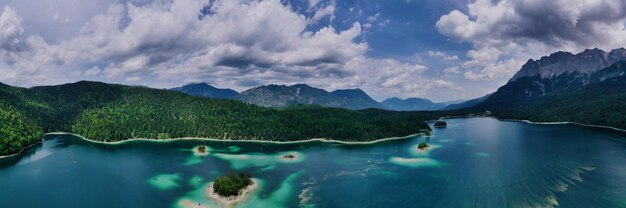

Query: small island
left=282, top=154, right=296, bottom=160
left=193, top=145, right=209, bottom=156
left=417, top=142, right=430, bottom=150
left=434, top=121, right=447, bottom=128
left=206, top=173, right=258, bottom=206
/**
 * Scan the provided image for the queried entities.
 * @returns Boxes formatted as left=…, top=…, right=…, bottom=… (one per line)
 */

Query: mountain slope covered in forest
left=0, top=81, right=448, bottom=156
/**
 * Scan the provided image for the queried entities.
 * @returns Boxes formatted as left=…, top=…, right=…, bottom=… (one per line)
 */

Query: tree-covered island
left=418, top=142, right=429, bottom=150
left=206, top=172, right=258, bottom=205
left=212, top=173, right=253, bottom=197
left=282, top=154, right=295, bottom=160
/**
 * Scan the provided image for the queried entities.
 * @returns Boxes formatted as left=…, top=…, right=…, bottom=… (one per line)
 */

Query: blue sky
left=0, top=0, right=625, bottom=102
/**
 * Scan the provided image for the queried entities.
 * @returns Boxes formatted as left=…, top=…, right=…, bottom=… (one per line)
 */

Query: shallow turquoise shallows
left=2, top=117, right=626, bottom=208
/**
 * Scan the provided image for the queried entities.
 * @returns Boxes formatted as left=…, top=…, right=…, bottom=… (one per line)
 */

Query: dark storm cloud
left=509, top=0, right=626, bottom=47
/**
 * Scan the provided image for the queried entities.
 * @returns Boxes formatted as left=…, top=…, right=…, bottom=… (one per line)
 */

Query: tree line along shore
left=0, top=81, right=459, bottom=156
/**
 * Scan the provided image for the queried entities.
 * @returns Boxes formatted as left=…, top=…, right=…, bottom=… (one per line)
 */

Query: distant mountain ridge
left=443, top=94, right=490, bottom=110
left=171, top=83, right=238, bottom=99
left=236, top=84, right=383, bottom=110
left=171, top=83, right=464, bottom=111
left=329, top=89, right=383, bottom=110
left=381, top=97, right=446, bottom=111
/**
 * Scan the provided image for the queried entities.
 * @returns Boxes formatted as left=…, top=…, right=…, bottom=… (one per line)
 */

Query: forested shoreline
left=475, top=75, right=626, bottom=130
left=0, top=81, right=453, bottom=156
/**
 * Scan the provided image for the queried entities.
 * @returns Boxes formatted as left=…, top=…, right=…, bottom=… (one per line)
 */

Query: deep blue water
left=1, top=117, right=626, bottom=208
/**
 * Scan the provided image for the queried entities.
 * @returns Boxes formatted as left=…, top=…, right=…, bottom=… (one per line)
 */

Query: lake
left=1, top=117, right=626, bottom=208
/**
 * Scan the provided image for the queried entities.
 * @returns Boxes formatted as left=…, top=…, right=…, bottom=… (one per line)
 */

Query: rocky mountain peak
left=509, top=48, right=626, bottom=82
left=609, top=48, right=626, bottom=60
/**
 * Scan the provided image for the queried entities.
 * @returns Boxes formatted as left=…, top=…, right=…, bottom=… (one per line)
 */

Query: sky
left=1, top=0, right=626, bottom=102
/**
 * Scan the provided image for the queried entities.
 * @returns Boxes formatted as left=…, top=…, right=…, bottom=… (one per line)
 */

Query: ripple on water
left=504, top=163, right=596, bottom=207
left=188, top=176, right=205, bottom=188
left=184, top=156, right=204, bottom=166
left=148, top=173, right=182, bottom=191
left=173, top=180, right=223, bottom=208
left=389, top=157, right=445, bottom=168
left=227, top=146, right=242, bottom=152
left=474, top=152, right=490, bottom=157
left=372, top=169, right=402, bottom=178
left=299, top=186, right=316, bottom=208
left=240, top=171, right=303, bottom=208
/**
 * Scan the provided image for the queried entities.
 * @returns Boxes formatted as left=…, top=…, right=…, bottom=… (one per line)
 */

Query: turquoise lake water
left=1, top=117, right=626, bottom=207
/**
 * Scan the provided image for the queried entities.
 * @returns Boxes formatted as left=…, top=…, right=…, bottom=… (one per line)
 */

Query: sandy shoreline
left=206, top=179, right=259, bottom=206
left=6, top=116, right=624, bottom=158
left=0, top=132, right=422, bottom=158
left=43, top=132, right=423, bottom=145
left=435, top=116, right=626, bottom=133
left=501, top=119, right=626, bottom=133
left=0, top=139, right=44, bottom=159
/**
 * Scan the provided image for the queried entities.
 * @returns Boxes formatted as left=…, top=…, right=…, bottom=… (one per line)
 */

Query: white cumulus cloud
left=0, top=0, right=446, bottom=100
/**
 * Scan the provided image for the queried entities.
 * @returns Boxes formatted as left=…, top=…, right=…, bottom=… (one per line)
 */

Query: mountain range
left=170, top=47, right=626, bottom=123
left=380, top=97, right=447, bottom=111
left=171, top=83, right=466, bottom=111
left=236, top=84, right=384, bottom=110
left=477, top=48, right=626, bottom=108
left=170, top=82, right=239, bottom=99
left=442, top=94, right=491, bottom=110
left=473, top=48, right=626, bottom=129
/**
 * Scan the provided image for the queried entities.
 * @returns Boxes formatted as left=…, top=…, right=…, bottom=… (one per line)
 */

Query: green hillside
left=0, top=81, right=448, bottom=155
left=478, top=75, right=626, bottom=129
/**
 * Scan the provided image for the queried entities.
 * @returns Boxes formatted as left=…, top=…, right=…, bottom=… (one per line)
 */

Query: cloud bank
left=437, top=0, right=626, bottom=81
left=0, top=0, right=455, bottom=100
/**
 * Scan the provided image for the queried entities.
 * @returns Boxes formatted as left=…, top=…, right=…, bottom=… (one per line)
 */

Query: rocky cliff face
left=477, top=48, right=626, bottom=108
left=510, top=48, right=626, bottom=82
